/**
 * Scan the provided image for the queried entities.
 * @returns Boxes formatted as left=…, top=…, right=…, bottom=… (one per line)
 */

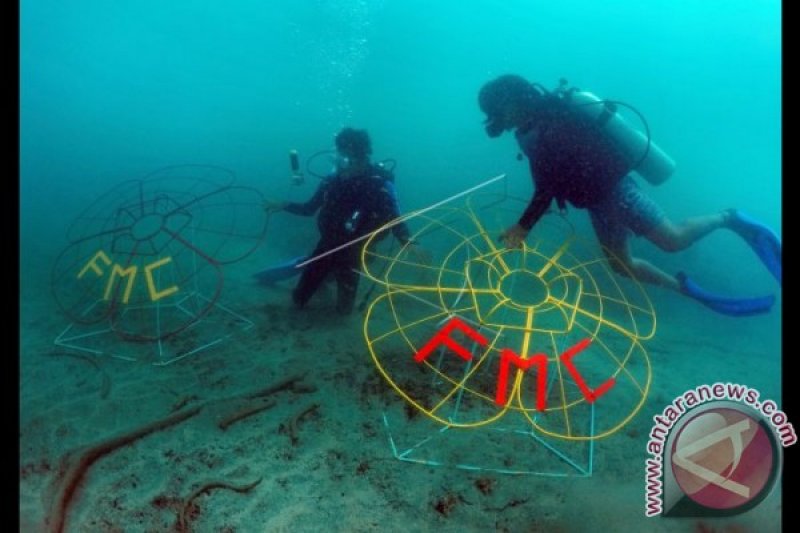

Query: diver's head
left=479, top=75, right=544, bottom=137
left=335, top=127, right=372, bottom=165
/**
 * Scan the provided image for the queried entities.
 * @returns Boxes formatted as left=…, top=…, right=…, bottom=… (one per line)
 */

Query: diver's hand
left=499, top=224, right=529, bottom=249
left=264, top=200, right=288, bottom=214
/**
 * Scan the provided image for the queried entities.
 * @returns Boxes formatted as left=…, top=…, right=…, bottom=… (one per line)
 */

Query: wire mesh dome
left=362, top=194, right=655, bottom=441
left=51, top=165, right=267, bottom=343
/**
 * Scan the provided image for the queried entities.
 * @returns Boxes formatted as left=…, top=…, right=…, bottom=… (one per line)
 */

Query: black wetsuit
left=516, top=98, right=631, bottom=230
left=286, top=164, right=410, bottom=314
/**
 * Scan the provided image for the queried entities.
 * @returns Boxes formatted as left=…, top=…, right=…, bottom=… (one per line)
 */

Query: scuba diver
left=265, top=127, right=423, bottom=315
left=478, top=74, right=781, bottom=316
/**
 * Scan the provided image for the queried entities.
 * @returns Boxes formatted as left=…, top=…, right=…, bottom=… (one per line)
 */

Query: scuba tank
left=557, top=81, right=676, bottom=186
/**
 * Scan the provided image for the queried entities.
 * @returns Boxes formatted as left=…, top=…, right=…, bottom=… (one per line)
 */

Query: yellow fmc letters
left=144, top=257, right=179, bottom=301
left=78, top=251, right=180, bottom=303
left=103, top=264, right=138, bottom=304
left=77, top=251, right=112, bottom=279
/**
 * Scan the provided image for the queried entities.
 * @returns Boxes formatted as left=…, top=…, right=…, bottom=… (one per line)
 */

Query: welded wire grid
left=362, top=192, right=655, bottom=474
left=51, top=165, right=265, bottom=363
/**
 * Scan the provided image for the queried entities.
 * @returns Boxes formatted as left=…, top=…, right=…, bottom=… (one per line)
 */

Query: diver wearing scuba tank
left=478, top=74, right=779, bottom=314
left=272, top=127, right=417, bottom=315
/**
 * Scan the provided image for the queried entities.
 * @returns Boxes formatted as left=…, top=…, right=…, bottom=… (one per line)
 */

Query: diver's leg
left=590, top=184, right=680, bottom=291
left=292, top=242, right=332, bottom=308
left=599, top=235, right=680, bottom=291
left=333, top=247, right=360, bottom=315
left=644, top=213, right=728, bottom=252
left=605, top=174, right=727, bottom=251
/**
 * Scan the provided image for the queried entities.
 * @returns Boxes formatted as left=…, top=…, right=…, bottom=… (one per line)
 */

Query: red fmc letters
left=414, top=317, right=615, bottom=409
left=413, top=317, right=488, bottom=363
left=496, top=349, right=548, bottom=410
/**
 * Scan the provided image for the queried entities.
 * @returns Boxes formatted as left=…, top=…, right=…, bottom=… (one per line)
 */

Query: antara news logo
left=644, top=383, right=794, bottom=518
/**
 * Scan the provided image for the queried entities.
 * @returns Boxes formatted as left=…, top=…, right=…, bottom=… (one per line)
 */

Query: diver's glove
left=499, top=224, right=529, bottom=249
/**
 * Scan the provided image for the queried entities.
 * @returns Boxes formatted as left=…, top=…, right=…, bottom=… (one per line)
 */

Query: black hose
left=305, top=150, right=398, bottom=179
left=377, top=158, right=397, bottom=173
left=305, top=149, right=337, bottom=179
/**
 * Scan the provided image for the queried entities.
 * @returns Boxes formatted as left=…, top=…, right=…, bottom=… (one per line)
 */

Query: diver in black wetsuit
left=480, top=75, right=738, bottom=288
left=477, top=74, right=780, bottom=316
left=266, top=128, right=419, bottom=315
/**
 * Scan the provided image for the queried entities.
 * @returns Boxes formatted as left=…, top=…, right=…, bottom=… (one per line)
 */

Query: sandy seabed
left=20, top=262, right=783, bottom=533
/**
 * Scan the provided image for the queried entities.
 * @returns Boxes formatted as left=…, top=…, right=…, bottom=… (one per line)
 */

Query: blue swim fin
left=677, top=272, right=775, bottom=316
left=728, top=210, right=782, bottom=286
left=254, top=255, right=307, bottom=285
